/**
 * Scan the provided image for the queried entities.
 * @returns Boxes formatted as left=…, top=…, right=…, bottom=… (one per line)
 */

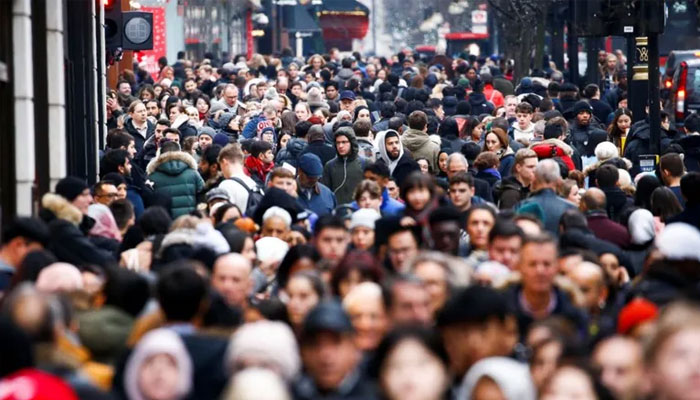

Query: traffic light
left=122, top=11, right=153, bottom=51
left=575, top=0, right=665, bottom=37
left=104, top=0, right=123, bottom=51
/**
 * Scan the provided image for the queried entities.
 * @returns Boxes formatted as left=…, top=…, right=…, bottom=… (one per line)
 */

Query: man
left=183, top=78, right=200, bottom=101
left=529, top=119, right=579, bottom=171
left=106, top=130, right=137, bottom=159
left=487, top=219, right=524, bottom=270
left=580, top=187, right=631, bottom=248
left=93, top=180, right=119, bottom=206
left=109, top=199, right=135, bottom=237
left=211, top=253, right=252, bottom=310
left=218, top=84, right=246, bottom=116
left=429, top=206, right=464, bottom=257
left=297, top=153, right=337, bottom=216
left=511, top=102, right=535, bottom=142
left=101, top=149, right=146, bottom=217
left=401, top=111, right=440, bottom=172
left=275, top=120, right=311, bottom=168
left=342, top=282, right=389, bottom=351
left=518, top=159, right=575, bottom=235
left=145, top=99, right=161, bottom=119
left=505, top=233, right=588, bottom=339
left=659, top=152, right=686, bottom=207
left=0, top=217, right=49, bottom=292
left=596, top=164, right=633, bottom=223
left=386, top=222, right=420, bottom=273
left=372, top=102, right=396, bottom=133
left=361, top=162, right=405, bottom=216
left=147, top=141, right=204, bottom=217
left=198, top=64, right=217, bottom=95
left=437, top=286, right=518, bottom=386
left=504, top=95, right=519, bottom=121
left=322, top=127, right=364, bottom=205
left=353, top=119, right=374, bottom=161
left=582, top=83, right=613, bottom=124
left=218, top=143, right=260, bottom=215
left=493, top=148, right=538, bottom=209
left=568, top=100, right=608, bottom=158
left=375, top=129, right=420, bottom=188
left=568, top=261, right=612, bottom=335
left=55, top=176, right=94, bottom=216
left=198, top=144, right=223, bottom=200
left=338, top=90, right=356, bottom=114
left=293, top=302, right=378, bottom=399
left=135, top=119, right=170, bottom=169
left=383, top=275, right=433, bottom=326
left=313, top=215, right=349, bottom=266
left=325, top=81, right=339, bottom=102
left=592, top=336, right=645, bottom=400
left=668, top=172, right=700, bottom=228
left=445, top=153, right=493, bottom=202
left=448, top=171, right=485, bottom=213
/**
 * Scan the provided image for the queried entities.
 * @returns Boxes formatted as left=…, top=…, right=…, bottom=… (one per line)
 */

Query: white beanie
left=349, top=208, right=381, bottom=230
left=255, top=236, right=289, bottom=263
left=656, top=223, right=700, bottom=261
left=226, top=321, right=300, bottom=382
left=595, top=141, right=618, bottom=162
left=628, top=209, right=655, bottom=245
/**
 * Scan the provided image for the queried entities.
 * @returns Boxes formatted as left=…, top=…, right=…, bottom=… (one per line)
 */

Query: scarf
left=244, top=156, right=274, bottom=182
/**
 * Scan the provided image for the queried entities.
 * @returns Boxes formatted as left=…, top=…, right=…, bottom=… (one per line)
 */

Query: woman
left=651, top=186, right=683, bottom=223
left=465, top=205, right=496, bottom=259
left=294, top=102, right=310, bottom=121
left=370, top=327, right=450, bottom=400
left=331, top=250, right=384, bottom=298
left=474, top=151, right=502, bottom=189
left=354, top=179, right=383, bottom=212
left=437, top=150, right=450, bottom=179
left=275, top=245, right=320, bottom=294
left=483, top=127, right=514, bottom=177
left=634, top=174, right=662, bottom=210
left=460, top=357, right=536, bottom=400
left=284, top=271, right=325, bottom=332
left=306, top=54, right=325, bottom=75
left=354, top=105, right=372, bottom=122
left=416, top=158, right=432, bottom=175
left=607, top=108, right=633, bottom=155
left=559, top=179, right=582, bottom=207
left=400, top=172, right=440, bottom=230
left=195, top=95, right=211, bottom=124
left=125, top=100, right=155, bottom=152
left=138, top=85, right=156, bottom=102
left=124, top=328, right=193, bottom=400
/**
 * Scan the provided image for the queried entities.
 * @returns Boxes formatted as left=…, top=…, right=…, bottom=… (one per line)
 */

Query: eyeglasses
left=97, top=193, right=118, bottom=198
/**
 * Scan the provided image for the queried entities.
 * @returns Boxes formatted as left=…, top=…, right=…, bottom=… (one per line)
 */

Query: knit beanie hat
left=656, top=223, right=700, bottom=261
left=218, top=112, right=236, bottom=130
left=55, top=176, right=89, bottom=201
left=213, top=132, right=230, bottom=147
left=573, top=100, right=593, bottom=115
left=198, top=126, right=216, bottom=139
left=595, top=141, right=618, bottom=162
left=226, top=321, right=300, bottom=381
left=617, top=298, right=658, bottom=334
left=349, top=208, right=381, bottom=230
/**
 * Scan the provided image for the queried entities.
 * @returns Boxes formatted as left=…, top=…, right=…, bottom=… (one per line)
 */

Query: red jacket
left=483, top=84, right=504, bottom=108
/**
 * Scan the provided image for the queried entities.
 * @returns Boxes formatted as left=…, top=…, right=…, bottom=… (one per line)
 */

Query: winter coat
left=334, top=67, right=355, bottom=88
left=518, top=188, right=576, bottom=235
left=401, top=128, right=440, bottom=172
left=590, top=99, right=613, bottom=125
left=38, top=193, right=114, bottom=267
left=123, top=117, right=155, bottom=152
left=600, top=186, right=633, bottom=223
left=171, top=115, right=198, bottom=138
left=586, top=211, right=631, bottom=248
left=475, top=169, right=501, bottom=191
left=242, top=114, right=275, bottom=140
left=147, top=151, right=204, bottom=218
left=275, top=137, right=307, bottom=167
left=356, top=137, right=375, bottom=161
left=483, top=84, right=505, bottom=108
left=297, top=182, right=337, bottom=216
left=467, top=92, right=495, bottom=116
left=301, top=140, right=337, bottom=166
left=678, top=134, right=700, bottom=172
left=623, top=121, right=680, bottom=176
left=530, top=138, right=576, bottom=172
left=376, top=154, right=420, bottom=188
left=322, top=130, right=365, bottom=205
left=493, top=175, right=529, bottom=210
left=583, top=157, right=632, bottom=188
left=498, top=147, right=515, bottom=178
left=568, top=121, right=608, bottom=157
left=134, top=135, right=158, bottom=171
left=667, top=202, right=700, bottom=229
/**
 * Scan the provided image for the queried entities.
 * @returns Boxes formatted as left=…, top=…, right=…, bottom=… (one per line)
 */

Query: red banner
left=135, top=6, right=167, bottom=80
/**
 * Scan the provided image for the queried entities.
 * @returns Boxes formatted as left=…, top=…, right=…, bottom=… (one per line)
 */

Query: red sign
left=135, top=6, right=166, bottom=80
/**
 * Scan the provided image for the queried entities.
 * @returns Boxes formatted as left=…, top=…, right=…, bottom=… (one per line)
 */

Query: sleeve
left=321, top=162, right=332, bottom=188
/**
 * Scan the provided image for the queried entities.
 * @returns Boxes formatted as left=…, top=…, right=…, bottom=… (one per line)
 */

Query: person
left=312, top=215, right=349, bottom=267
left=592, top=335, right=644, bottom=400
left=505, top=233, right=588, bottom=340
left=607, top=108, right=633, bottom=155
left=540, top=363, right=606, bottom=400
left=668, top=172, right=700, bottom=227
left=459, top=357, right=536, bottom=400
left=244, top=140, right=275, bottom=186
left=651, top=186, right=684, bottom=223
left=512, top=102, right=535, bottom=143
left=349, top=208, right=380, bottom=251
left=487, top=219, right=524, bottom=271
left=369, top=327, right=450, bottom=400
left=518, top=159, right=575, bottom=235
left=582, top=83, right=613, bottom=124
left=0, top=218, right=49, bottom=293
left=322, top=127, right=364, bottom=205
left=448, top=171, right=483, bottom=213
left=445, top=152, right=493, bottom=202
left=596, top=164, right=633, bottom=223
left=218, top=143, right=261, bottom=215
left=362, top=162, right=406, bottom=216
left=483, top=127, right=515, bottom=178
left=211, top=253, right=252, bottom=310
left=147, top=141, right=204, bottom=217
left=493, top=148, right=537, bottom=209
left=293, top=302, right=379, bottom=399
left=286, top=271, right=325, bottom=332
left=429, top=206, right=464, bottom=257
left=353, top=119, right=375, bottom=161
left=342, top=282, right=389, bottom=352
left=568, top=100, right=608, bottom=158
left=659, top=152, right=686, bottom=207
left=374, top=129, right=420, bottom=188
left=401, top=111, right=439, bottom=173
left=353, top=180, right=382, bottom=213
left=383, top=275, right=433, bottom=326
left=300, top=124, right=336, bottom=166
left=124, top=101, right=155, bottom=152
left=296, top=153, right=337, bottom=216
left=92, top=180, right=119, bottom=206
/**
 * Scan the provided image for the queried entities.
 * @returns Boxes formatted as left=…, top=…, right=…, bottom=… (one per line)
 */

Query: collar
left=519, top=288, right=557, bottom=317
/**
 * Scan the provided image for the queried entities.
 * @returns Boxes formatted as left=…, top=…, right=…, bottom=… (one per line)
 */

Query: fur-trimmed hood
left=529, top=138, right=574, bottom=156
left=146, top=151, right=198, bottom=175
left=40, top=193, right=82, bottom=226
left=583, top=156, right=633, bottom=176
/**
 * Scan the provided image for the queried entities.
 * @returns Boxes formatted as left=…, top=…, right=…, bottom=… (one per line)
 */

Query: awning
left=318, top=0, right=369, bottom=15
left=317, top=0, right=369, bottom=40
left=284, top=5, right=322, bottom=32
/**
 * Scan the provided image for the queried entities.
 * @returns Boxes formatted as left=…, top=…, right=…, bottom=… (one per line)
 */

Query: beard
left=199, top=168, right=210, bottom=181
left=388, top=150, right=400, bottom=160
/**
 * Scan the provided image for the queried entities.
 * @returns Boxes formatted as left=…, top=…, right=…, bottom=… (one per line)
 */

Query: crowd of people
left=2, top=45, right=700, bottom=400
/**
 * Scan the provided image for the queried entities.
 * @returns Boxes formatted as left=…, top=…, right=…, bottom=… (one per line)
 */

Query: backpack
left=229, top=177, right=265, bottom=217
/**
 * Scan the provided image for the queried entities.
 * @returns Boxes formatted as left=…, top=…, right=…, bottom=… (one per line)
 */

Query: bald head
left=568, top=261, right=607, bottom=313
left=212, top=253, right=253, bottom=308
left=5, top=286, right=55, bottom=343
left=581, top=187, right=606, bottom=212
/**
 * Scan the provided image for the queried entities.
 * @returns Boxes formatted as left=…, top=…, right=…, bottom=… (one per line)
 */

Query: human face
left=187, top=108, right=199, bottom=124
left=388, top=231, right=419, bottom=273
left=431, top=221, right=461, bottom=255
left=471, top=377, right=506, bottom=400
left=270, top=177, right=296, bottom=197
left=505, top=98, right=518, bottom=118
left=472, top=124, right=484, bottom=141
left=147, top=101, right=160, bottom=117
left=286, top=276, right=321, bottom=328
left=325, top=85, right=338, bottom=100
left=95, top=184, right=118, bottom=206
left=169, top=107, right=181, bottom=123
left=438, top=153, right=448, bottom=173
left=358, top=192, right=381, bottom=211
left=381, top=339, right=448, bottom=400
left=366, top=64, right=376, bottom=79
left=567, top=185, right=581, bottom=206
left=261, top=149, right=274, bottom=164
left=279, top=134, right=290, bottom=149
left=196, top=98, right=209, bottom=115
left=485, top=132, right=502, bottom=152
left=385, top=136, right=401, bottom=160
left=518, top=242, right=558, bottom=295
left=340, top=99, right=355, bottom=113
left=386, top=180, right=399, bottom=199
left=295, top=104, right=310, bottom=121
left=336, top=135, right=351, bottom=157
left=116, top=183, right=127, bottom=200
left=531, top=341, right=563, bottom=391
left=211, top=255, right=251, bottom=307
left=406, top=187, right=431, bottom=212
left=256, top=84, right=267, bottom=99
left=261, top=217, right=289, bottom=240
left=417, top=159, right=430, bottom=174
left=301, top=332, right=359, bottom=391
left=138, top=354, right=180, bottom=400
left=241, top=237, right=257, bottom=265
left=606, top=57, right=617, bottom=71
left=447, top=160, right=467, bottom=179
left=599, top=253, right=624, bottom=286
left=413, top=261, right=448, bottom=314
left=466, top=209, right=495, bottom=250
left=351, top=226, right=375, bottom=251
left=125, top=140, right=137, bottom=159
left=224, top=87, right=238, bottom=107
left=390, top=282, right=433, bottom=326
left=592, top=337, right=644, bottom=400
left=649, top=328, right=700, bottom=400
left=155, top=124, right=168, bottom=142
left=198, top=135, right=212, bottom=152
left=516, top=112, right=532, bottom=130
left=357, top=109, right=370, bottom=120
left=346, top=294, right=388, bottom=351
left=118, top=82, right=131, bottom=96
left=314, top=228, right=349, bottom=264
left=576, top=111, right=591, bottom=126
left=132, top=103, right=147, bottom=124
left=165, top=133, right=180, bottom=144
left=515, top=157, right=537, bottom=185
left=184, top=80, right=197, bottom=93
left=541, top=366, right=597, bottom=400
left=488, top=235, right=522, bottom=270
left=72, top=189, right=93, bottom=215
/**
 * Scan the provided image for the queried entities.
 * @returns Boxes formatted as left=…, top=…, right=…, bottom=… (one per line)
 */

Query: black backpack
left=229, top=177, right=265, bottom=217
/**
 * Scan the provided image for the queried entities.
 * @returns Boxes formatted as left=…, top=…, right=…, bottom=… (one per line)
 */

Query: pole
left=566, top=0, right=578, bottom=86
left=648, top=33, right=661, bottom=155
left=630, top=36, right=649, bottom=123
left=626, top=33, right=634, bottom=104
left=551, top=6, right=564, bottom=71
left=586, top=37, right=600, bottom=86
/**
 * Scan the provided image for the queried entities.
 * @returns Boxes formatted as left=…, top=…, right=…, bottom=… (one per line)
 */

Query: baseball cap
left=298, top=153, right=323, bottom=178
left=206, top=188, right=230, bottom=204
left=339, top=90, right=356, bottom=101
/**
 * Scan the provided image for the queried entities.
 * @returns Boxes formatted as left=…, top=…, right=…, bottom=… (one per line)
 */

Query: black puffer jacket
left=623, top=121, right=679, bottom=176
left=493, top=175, right=529, bottom=210
left=679, top=135, right=700, bottom=172
left=321, top=127, right=365, bottom=205
left=275, top=138, right=307, bottom=168
left=568, top=121, right=608, bottom=157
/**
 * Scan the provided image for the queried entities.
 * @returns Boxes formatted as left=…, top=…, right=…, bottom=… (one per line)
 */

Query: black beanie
left=55, top=176, right=89, bottom=201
